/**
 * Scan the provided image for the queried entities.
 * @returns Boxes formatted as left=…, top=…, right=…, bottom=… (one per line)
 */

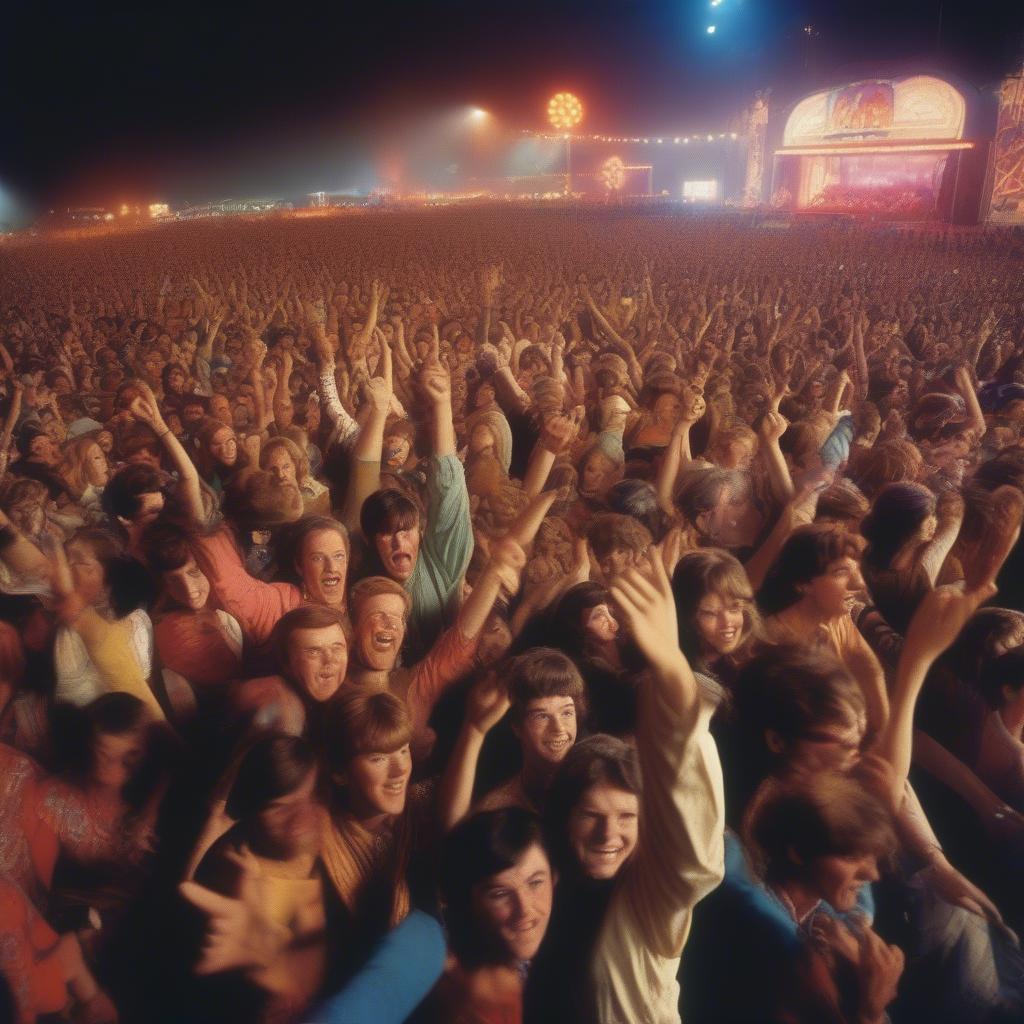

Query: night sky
left=1, top=0, right=1022, bottom=214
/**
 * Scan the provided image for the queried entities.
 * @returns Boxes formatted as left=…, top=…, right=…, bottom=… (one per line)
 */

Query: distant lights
left=707, top=134, right=714, bottom=141
left=547, top=92, right=583, bottom=131
left=706, top=24, right=716, bottom=34
left=710, top=0, right=723, bottom=6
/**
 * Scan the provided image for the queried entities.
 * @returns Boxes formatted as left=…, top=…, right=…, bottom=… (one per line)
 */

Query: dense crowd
left=2, top=207, right=1024, bottom=1023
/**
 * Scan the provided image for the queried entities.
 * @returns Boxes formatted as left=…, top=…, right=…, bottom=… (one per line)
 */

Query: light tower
left=547, top=92, right=583, bottom=194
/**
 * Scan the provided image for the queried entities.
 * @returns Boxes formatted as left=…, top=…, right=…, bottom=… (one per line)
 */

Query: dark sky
left=2, top=0, right=1022, bottom=212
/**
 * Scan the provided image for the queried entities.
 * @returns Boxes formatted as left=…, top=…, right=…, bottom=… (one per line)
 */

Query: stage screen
left=683, top=179, right=718, bottom=201
left=801, top=151, right=949, bottom=218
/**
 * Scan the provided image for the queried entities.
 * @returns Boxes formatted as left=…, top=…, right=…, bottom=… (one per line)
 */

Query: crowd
left=1, top=206, right=1024, bottom=1023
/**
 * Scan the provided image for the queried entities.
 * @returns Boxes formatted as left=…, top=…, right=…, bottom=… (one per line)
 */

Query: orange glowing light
left=547, top=92, right=583, bottom=131
left=600, top=156, right=626, bottom=191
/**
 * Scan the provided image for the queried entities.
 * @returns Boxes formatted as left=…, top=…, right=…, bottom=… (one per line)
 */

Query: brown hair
left=672, top=549, right=762, bottom=664
left=271, top=605, right=351, bottom=673
left=324, top=689, right=412, bottom=770
left=221, top=469, right=304, bottom=529
left=757, top=525, right=863, bottom=616
left=586, top=513, right=652, bottom=560
left=348, top=576, right=412, bottom=623
left=502, top=648, right=588, bottom=725
left=260, top=435, right=311, bottom=485
left=744, top=772, right=896, bottom=884
left=848, top=439, right=923, bottom=499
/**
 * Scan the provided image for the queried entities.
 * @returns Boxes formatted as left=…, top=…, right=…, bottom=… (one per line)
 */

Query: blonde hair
left=61, top=435, right=104, bottom=499
left=348, top=576, right=412, bottom=623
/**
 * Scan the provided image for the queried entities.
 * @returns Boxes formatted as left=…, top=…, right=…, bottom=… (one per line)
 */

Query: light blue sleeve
left=308, top=911, right=446, bottom=1024
left=421, top=453, right=473, bottom=588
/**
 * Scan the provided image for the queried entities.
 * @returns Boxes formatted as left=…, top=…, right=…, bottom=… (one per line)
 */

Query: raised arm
left=877, top=490, right=1021, bottom=803
left=129, top=383, right=205, bottom=526
left=437, top=673, right=510, bottom=831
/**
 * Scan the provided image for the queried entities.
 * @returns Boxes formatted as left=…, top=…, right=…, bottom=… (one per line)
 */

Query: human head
left=550, top=582, right=621, bottom=654
left=545, top=734, right=641, bottom=881
left=348, top=576, right=411, bottom=672
left=0, top=478, right=49, bottom=537
left=101, top=463, right=167, bottom=529
left=734, top=646, right=868, bottom=784
left=225, top=733, right=320, bottom=859
left=61, top=435, right=110, bottom=495
left=221, top=469, right=304, bottom=532
left=744, top=772, right=895, bottom=913
left=282, top=517, right=349, bottom=609
left=85, top=692, right=149, bottom=792
left=814, top=479, right=870, bottom=532
left=674, top=467, right=757, bottom=549
left=360, top=489, right=424, bottom=583
left=65, top=526, right=154, bottom=616
left=140, top=523, right=210, bottom=611
left=860, top=483, right=937, bottom=571
left=324, top=689, right=413, bottom=820
left=586, top=513, right=652, bottom=581
left=757, top=525, right=864, bottom=619
left=261, top=436, right=310, bottom=489
left=504, top=649, right=587, bottom=771
left=578, top=442, right=624, bottom=500
left=272, top=605, right=349, bottom=703
left=197, top=417, right=240, bottom=471
left=672, top=549, right=761, bottom=663
left=382, top=419, right=416, bottom=471
left=605, top=479, right=669, bottom=542
left=849, top=439, right=924, bottom=499
left=706, top=424, right=759, bottom=471
left=441, top=809, right=554, bottom=967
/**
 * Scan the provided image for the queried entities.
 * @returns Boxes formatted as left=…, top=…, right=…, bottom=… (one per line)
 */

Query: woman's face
left=475, top=382, right=496, bottom=409
left=209, top=426, right=238, bottom=467
left=470, top=424, right=496, bottom=456
left=254, top=769, right=321, bottom=860
left=470, top=843, right=554, bottom=963
left=581, top=452, right=615, bottom=497
left=515, top=696, right=577, bottom=769
left=653, top=392, right=682, bottom=425
left=85, top=444, right=109, bottom=487
left=97, top=431, right=114, bottom=455
left=347, top=744, right=412, bottom=819
left=584, top=603, right=619, bottom=644
left=567, top=783, right=639, bottom=880
left=7, top=493, right=46, bottom=537
left=724, top=437, right=756, bottom=471
left=167, top=368, right=186, bottom=393
left=265, top=446, right=299, bottom=488
left=695, top=590, right=746, bottom=657
left=803, top=556, right=864, bottom=620
left=287, top=623, right=348, bottom=702
left=66, top=539, right=106, bottom=607
left=162, top=555, right=210, bottom=611
left=93, top=729, right=143, bottom=790
left=806, top=852, right=880, bottom=913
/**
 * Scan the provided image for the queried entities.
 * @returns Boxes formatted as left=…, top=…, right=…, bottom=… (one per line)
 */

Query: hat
left=66, top=417, right=104, bottom=439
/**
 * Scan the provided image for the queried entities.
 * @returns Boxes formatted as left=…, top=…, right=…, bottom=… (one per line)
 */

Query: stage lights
left=706, top=25, right=716, bottom=34
left=547, top=92, right=583, bottom=132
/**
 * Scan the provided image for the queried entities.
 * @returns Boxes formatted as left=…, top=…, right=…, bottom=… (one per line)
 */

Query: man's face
left=354, top=593, right=407, bottom=672
left=470, top=843, right=555, bottom=962
left=374, top=524, right=421, bottom=583
left=514, top=695, right=577, bottom=769
left=28, top=434, right=59, bottom=465
left=162, top=556, right=210, bottom=611
left=298, top=528, right=348, bottom=609
left=287, top=623, right=348, bottom=702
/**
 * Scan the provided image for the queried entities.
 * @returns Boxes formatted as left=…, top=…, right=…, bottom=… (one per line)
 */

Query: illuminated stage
left=771, top=75, right=990, bottom=223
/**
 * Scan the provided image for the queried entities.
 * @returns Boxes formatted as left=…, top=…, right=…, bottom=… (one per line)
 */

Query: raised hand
left=421, top=358, right=451, bottom=406
left=609, top=552, right=682, bottom=679
left=465, top=672, right=511, bottom=736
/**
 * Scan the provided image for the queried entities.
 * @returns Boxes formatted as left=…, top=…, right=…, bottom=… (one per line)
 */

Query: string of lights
left=525, top=131, right=741, bottom=144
